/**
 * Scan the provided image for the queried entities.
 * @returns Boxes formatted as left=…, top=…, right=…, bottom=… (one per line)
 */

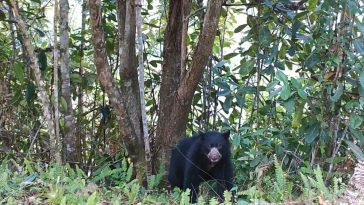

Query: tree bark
left=116, top=0, right=145, bottom=164
left=88, top=0, right=144, bottom=170
left=53, top=0, right=62, bottom=164
left=76, top=0, right=87, bottom=166
left=118, top=1, right=142, bottom=139
left=154, top=0, right=184, bottom=172
left=60, top=0, right=78, bottom=165
left=10, top=0, right=61, bottom=163
left=135, top=0, right=152, bottom=179
left=155, top=0, right=223, bottom=172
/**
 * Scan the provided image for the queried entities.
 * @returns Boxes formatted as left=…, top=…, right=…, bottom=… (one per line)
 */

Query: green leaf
left=292, top=20, right=302, bottom=37
left=259, top=26, right=272, bottom=47
left=0, top=10, right=5, bottom=21
left=345, top=140, right=364, bottom=160
left=291, top=78, right=308, bottom=100
left=291, top=78, right=302, bottom=89
left=86, top=191, right=98, bottom=205
left=234, top=24, right=247, bottom=33
left=308, top=0, right=319, bottom=12
left=13, top=62, right=25, bottom=82
left=349, top=126, right=364, bottom=143
left=297, top=89, right=307, bottom=99
left=236, top=94, right=245, bottom=107
left=350, top=115, right=363, bottom=129
left=354, top=39, right=364, bottom=55
left=26, top=82, right=36, bottom=103
left=330, top=83, right=343, bottom=102
left=224, top=53, right=239, bottom=60
left=280, top=84, right=291, bottom=100
left=71, top=73, right=82, bottom=84
left=359, top=70, right=364, bottom=89
left=217, top=89, right=232, bottom=96
left=283, top=99, right=295, bottom=114
left=356, top=22, right=364, bottom=33
left=239, top=60, right=255, bottom=76
left=223, top=96, right=233, bottom=113
left=38, top=50, right=47, bottom=71
left=305, top=123, right=320, bottom=144
left=60, top=97, right=67, bottom=111
left=276, top=70, right=288, bottom=83
left=305, top=53, right=319, bottom=69
left=35, top=28, right=45, bottom=37
left=269, top=86, right=282, bottom=100
left=267, top=80, right=279, bottom=91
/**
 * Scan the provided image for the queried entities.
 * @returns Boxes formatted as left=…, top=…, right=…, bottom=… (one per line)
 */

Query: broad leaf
left=259, top=26, right=272, bottom=47
left=329, top=83, right=343, bottom=102
left=280, top=84, right=291, bottom=100
left=305, top=123, right=320, bottom=144
left=38, top=50, right=47, bottom=71
left=234, top=24, right=247, bottom=33
left=239, top=60, right=255, bottom=76
left=217, top=89, right=232, bottom=96
left=13, top=62, right=25, bottom=83
left=345, top=140, right=364, bottom=160
left=350, top=115, right=363, bottom=129
left=359, top=70, right=364, bottom=89
left=305, top=53, right=319, bottom=69
left=308, top=0, right=319, bottom=12
left=354, top=39, right=364, bottom=55
left=276, top=70, right=288, bottom=83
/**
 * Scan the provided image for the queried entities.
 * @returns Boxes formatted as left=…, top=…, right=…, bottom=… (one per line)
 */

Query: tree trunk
left=76, top=0, right=87, bottom=166
left=60, top=0, right=78, bottom=165
left=155, top=0, right=223, bottom=172
left=53, top=0, right=62, bottom=164
left=154, top=0, right=184, bottom=172
left=116, top=0, right=145, bottom=173
left=135, top=0, right=152, bottom=179
left=88, top=0, right=145, bottom=172
left=10, top=0, right=61, bottom=163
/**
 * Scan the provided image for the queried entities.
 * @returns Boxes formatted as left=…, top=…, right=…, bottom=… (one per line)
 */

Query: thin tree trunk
left=53, top=0, right=62, bottom=164
left=180, top=0, right=191, bottom=78
left=76, top=0, right=87, bottom=166
left=60, top=0, right=77, bottom=165
left=155, top=0, right=223, bottom=172
left=10, top=0, right=61, bottom=163
left=136, top=0, right=151, bottom=179
left=88, top=0, right=144, bottom=171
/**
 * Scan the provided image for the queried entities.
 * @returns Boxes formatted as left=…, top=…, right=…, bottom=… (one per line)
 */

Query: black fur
left=168, top=131, right=233, bottom=202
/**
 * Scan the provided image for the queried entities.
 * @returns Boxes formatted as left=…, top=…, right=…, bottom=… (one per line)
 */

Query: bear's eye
left=217, top=144, right=222, bottom=149
left=207, top=144, right=212, bottom=149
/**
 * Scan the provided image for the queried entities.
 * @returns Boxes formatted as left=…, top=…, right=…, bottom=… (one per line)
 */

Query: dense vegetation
left=0, top=0, right=364, bottom=204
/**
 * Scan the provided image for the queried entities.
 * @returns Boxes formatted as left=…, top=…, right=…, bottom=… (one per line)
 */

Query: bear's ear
left=198, top=131, right=205, bottom=140
left=222, top=130, right=230, bottom=141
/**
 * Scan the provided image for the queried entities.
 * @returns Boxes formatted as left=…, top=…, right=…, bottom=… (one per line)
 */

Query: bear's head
left=200, top=131, right=230, bottom=164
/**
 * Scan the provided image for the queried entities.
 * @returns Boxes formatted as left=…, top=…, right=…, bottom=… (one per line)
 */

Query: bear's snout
left=207, top=147, right=222, bottom=163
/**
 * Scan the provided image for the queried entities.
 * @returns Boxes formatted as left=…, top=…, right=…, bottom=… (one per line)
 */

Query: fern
left=300, top=172, right=312, bottom=199
left=313, top=166, right=331, bottom=199
left=180, top=189, right=190, bottom=205
left=223, top=190, right=232, bottom=205
left=208, top=197, right=219, bottom=205
left=273, top=156, right=287, bottom=201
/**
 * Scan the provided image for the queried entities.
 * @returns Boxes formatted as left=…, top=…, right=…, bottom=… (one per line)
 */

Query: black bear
left=168, top=131, right=233, bottom=203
